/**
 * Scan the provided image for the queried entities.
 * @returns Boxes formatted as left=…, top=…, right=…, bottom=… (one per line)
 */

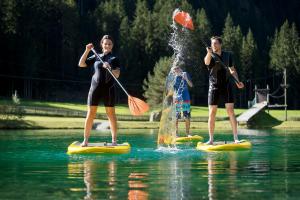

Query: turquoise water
left=0, top=129, right=300, bottom=199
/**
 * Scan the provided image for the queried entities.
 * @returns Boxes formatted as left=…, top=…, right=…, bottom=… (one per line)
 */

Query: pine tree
left=269, top=20, right=300, bottom=108
left=240, top=28, right=257, bottom=80
left=188, top=8, right=213, bottom=103
left=119, top=16, right=131, bottom=68
left=94, top=0, right=126, bottom=48
left=194, top=8, right=212, bottom=66
left=128, top=0, right=153, bottom=85
left=131, top=0, right=150, bottom=48
left=222, top=14, right=236, bottom=51
left=178, top=0, right=194, bottom=15
left=0, top=0, right=18, bottom=34
left=269, top=20, right=300, bottom=73
left=196, top=8, right=212, bottom=43
left=143, top=57, right=172, bottom=108
left=292, top=23, right=300, bottom=73
left=152, top=0, right=175, bottom=57
left=222, top=13, right=243, bottom=69
left=61, top=1, right=80, bottom=78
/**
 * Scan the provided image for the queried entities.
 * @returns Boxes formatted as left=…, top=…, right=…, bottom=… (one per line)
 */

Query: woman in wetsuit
left=78, top=35, right=120, bottom=146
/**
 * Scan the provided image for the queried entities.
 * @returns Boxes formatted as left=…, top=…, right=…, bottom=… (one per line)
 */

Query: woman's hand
left=236, top=81, right=244, bottom=89
left=86, top=43, right=94, bottom=51
left=102, top=62, right=111, bottom=70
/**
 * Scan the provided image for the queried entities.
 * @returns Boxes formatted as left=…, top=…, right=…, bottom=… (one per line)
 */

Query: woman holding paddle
left=78, top=35, right=120, bottom=146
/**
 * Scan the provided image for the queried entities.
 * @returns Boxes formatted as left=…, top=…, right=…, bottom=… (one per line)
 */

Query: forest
left=0, top=0, right=299, bottom=108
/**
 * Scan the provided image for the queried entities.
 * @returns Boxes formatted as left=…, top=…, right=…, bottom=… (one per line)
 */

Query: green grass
left=0, top=99, right=133, bottom=114
left=0, top=99, right=246, bottom=117
left=1, top=99, right=300, bottom=129
left=265, top=109, right=300, bottom=121
left=190, top=106, right=245, bottom=117
left=0, top=116, right=238, bottom=130
left=1, top=115, right=299, bottom=130
left=0, top=116, right=159, bottom=129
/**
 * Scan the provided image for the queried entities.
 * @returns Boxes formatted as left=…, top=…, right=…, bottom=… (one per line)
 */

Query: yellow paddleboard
left=176, top=135, right=203, bottom=143
left=196, top=140, right=251, bottom=152
left=67, top=141, right=131, bottom=154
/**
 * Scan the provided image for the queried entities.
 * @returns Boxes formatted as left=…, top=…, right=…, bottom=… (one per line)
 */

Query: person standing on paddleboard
left=78, top=35, right=120, bottom=146
left=168, top=65, right=193, bottom=137
left=204, top=36, right=244, bottom=144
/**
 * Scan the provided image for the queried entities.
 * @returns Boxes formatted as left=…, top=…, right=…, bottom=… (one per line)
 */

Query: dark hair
left=100, top=35, right=114, bottom=44
left=210, top=36, right=222, bottom=44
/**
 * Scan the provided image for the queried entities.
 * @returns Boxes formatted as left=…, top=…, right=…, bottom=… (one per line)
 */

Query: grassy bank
left=1, top=99, right=300, bottom=129
left=0, top=116, right=237, bottom=130
left=1, top=114, right=300, bottom=130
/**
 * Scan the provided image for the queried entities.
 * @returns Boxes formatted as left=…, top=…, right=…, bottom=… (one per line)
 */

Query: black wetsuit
left=85, top=52, right=120, bottom=106
left=206, top=51, right=234, bottom=105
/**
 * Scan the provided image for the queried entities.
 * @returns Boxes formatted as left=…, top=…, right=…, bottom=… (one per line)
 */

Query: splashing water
left=157, top=9, right=192, bottom=149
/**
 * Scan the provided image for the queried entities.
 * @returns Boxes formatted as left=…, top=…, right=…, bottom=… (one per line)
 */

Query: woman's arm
left=102, top=62, right=120, bottom=78
left=111, top=68, right=120, bottom=78
left=78, top=43, right=93, bottom=67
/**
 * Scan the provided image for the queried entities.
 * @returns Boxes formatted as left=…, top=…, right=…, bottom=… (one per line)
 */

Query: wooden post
left=284, top=68, right=287, bottom=121
left=254, top=85, right=257, bottom=104
left=267, top=84, right=270, bottom=113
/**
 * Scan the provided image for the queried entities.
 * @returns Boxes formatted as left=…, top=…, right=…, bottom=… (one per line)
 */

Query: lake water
left=0, top=129, right=299, bottom=199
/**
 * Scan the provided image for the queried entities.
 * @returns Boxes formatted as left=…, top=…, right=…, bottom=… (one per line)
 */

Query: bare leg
left=225, top=103, right=239, bottom=143
left=208, top=105, right=218, bottom=144
left=81, top=106, right=98, bottom=146
left=185, top=119, right=190, bottom=136
left=175, top=119, right=179, bottom=137
left=105, top=107, right=117, bottom=145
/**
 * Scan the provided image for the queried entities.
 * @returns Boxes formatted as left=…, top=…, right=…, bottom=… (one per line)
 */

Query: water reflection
left=206, top=151, right=251, bottom=200
left=68, top=159, right=149, bottom=199
left=2, top=129, right=300, bottom=199
left=128, top=172, right=149, bottom=200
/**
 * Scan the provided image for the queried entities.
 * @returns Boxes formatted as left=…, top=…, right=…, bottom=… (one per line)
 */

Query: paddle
left=172, top=10, right=194, bottom=30
left=91, top=48, right=149, bottom=116
left=173, top=10, right=241, bottom=85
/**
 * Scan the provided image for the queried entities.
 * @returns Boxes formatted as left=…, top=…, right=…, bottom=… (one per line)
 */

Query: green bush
left=0, top=92, right=25, bottom=120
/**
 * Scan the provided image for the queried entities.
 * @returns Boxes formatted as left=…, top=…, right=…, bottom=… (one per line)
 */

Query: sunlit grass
left=1, top=99, right=299, bottom=120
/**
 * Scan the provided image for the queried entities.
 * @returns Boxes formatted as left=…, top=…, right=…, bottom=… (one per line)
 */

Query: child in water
left=168, top=65, right=193, bottom=137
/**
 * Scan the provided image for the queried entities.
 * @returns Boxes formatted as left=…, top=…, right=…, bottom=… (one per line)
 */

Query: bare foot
left=234, top=139, right=241, bottom=144
left=80, top=141, right=88, bottom=147
left=205, top=140, right=213, bottom=145
left=111, top=141, right=117, bottom=146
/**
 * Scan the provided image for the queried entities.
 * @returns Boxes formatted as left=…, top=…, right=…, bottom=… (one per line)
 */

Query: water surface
left=0, top=129, right=299, bottom=199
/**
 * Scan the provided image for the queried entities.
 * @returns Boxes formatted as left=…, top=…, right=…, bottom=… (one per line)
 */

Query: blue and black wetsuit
left=85, top=52, right=120, bottom=107
left=206, top=51, right=234, bottom=105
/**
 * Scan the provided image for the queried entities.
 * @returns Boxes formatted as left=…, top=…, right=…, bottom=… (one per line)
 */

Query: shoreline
left=1, top=115, right=300, bottom=130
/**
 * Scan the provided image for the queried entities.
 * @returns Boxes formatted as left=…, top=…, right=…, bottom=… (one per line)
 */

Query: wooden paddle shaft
left=91, top=48, right=130, bottom=96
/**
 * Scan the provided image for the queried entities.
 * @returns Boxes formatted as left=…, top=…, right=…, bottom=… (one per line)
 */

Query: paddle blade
left=173, top=10, right=194, bottom=30
left=128, top=96, right=149, bottom=116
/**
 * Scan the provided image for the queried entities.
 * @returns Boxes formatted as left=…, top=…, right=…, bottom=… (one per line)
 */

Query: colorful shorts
left=174, top=100, right=191, bottom=119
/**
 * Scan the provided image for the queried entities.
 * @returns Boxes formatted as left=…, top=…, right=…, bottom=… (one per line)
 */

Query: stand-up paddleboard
left=176, top=135, right=203, bottom=144
left=67, top=141, right=131, bottom=154
left=196, top=140, right=251, bottom=152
